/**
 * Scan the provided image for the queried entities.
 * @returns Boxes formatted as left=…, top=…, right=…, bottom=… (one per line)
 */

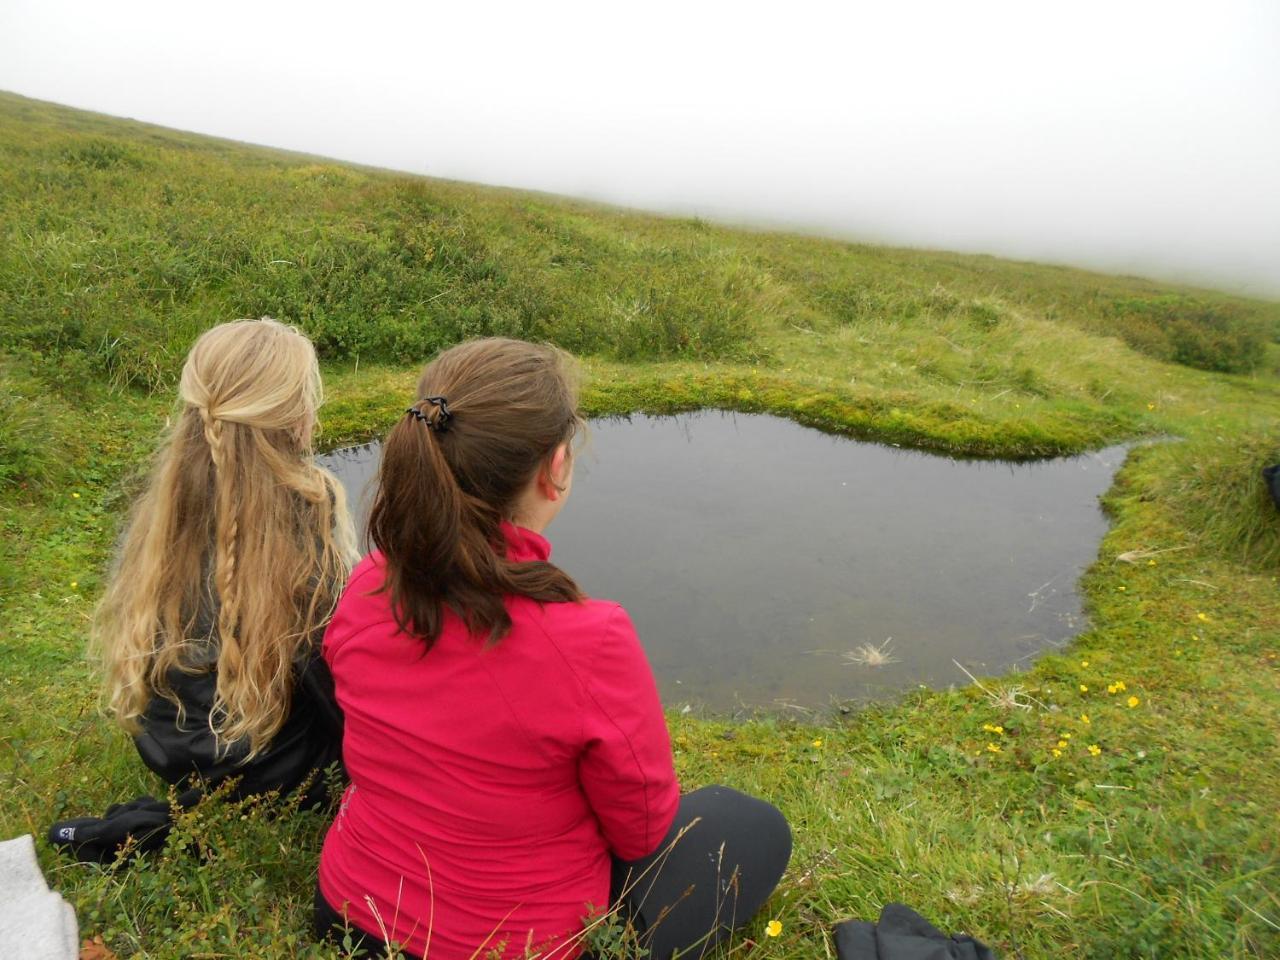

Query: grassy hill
left=1, top=90, right=1278, bottom=958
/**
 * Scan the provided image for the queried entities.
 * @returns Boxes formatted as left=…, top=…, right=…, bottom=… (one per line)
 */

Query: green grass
left=1, top=90, right=1278, bottom=959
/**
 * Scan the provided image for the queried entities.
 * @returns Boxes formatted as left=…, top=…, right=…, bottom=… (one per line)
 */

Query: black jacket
left=50, top=564, right=346, bottom=863
left=133, top=648, right=344, bottom=805
left=49, top=648, right=344, bottom=863
left=131, top=551, right=346, bottom=805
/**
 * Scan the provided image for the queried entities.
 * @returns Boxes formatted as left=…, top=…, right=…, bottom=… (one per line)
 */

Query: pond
left=319, top=412, right=1126, bottom=713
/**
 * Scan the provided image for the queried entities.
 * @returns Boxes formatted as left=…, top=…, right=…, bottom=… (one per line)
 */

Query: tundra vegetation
left=1, top=91, right=1278, bottom=958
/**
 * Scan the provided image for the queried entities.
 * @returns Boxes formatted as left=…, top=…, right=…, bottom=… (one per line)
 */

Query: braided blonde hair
left=97, top=318, right=356, bottom=757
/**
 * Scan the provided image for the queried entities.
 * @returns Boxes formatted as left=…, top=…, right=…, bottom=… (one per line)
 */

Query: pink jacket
left=318, top=523, right=680, bottom=959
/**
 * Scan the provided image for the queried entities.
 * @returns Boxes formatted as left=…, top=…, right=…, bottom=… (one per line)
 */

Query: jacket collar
left=500, top=520, right=551, bottom=562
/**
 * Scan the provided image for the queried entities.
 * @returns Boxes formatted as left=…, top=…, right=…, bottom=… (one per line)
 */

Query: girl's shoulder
left=349, top=549, right=384, bottom=576
left=519, top=594, right=639, bottom=661
left=323, top=552, right=392, bottom=650
left=338, top=550, right=388, bottom=601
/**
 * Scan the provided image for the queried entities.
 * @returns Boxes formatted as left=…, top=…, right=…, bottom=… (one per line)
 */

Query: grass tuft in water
left=842, top=639, right=898, bottom=667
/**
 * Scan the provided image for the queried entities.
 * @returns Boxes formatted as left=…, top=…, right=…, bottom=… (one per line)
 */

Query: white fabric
left=0, top=835, right=79, bottom=960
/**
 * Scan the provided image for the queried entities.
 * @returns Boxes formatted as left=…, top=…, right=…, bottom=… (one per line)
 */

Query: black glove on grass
left=834, top=903, right=997, bottom=960
left=48, top=788, right=202, bottom=864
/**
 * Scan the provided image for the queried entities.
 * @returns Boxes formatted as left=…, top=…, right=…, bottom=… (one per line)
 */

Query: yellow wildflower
left=71, top=492, right=80, bottom=499
left=765, top=920, right=782, bottom=938
left=1146, top=403, right=1155, bottom=410
left=1051, top=748, right=1062, bottom=758
left=1147, top=559, right=1156, bottom=566
left=811, top=739, right=823, bottom=748
left=1080, top=660, right=1089, bottom=668
left=1127, top=696, right=1140, bottom=708
left=1080, top=684, right=1088, bottom=693
left=1080, top=714, right=1090, bottom=725
left=1061, top=732, right=1072, bottom=739
left=1118, top=585, right=1126, bottom=591
left=1056, top=740, right=1068, bottom=749
left=986, top=743, right=1002, bottom=753
left=1115, top=680, right=1127, bottom=692
left=1088, top=744, right=1102, bottom=756
left=70, top=581, right=78, bottom=589
left=982, top=724, right=1004, bottom=735
left=1197, top=612, right=1209, bottom=622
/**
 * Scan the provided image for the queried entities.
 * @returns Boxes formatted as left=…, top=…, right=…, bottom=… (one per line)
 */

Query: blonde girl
left=51, top=319, right=355, bottom=862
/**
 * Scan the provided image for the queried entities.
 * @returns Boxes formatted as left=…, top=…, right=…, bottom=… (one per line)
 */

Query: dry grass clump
left=843, top=638, right=898, bottom=667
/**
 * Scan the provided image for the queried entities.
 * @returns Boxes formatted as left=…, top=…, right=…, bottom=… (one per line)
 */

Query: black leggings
left=314, top=785, right=791, bottom=959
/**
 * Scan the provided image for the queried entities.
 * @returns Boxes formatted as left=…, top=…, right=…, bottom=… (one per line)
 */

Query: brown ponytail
left=369, top=338, right=584, bottom=645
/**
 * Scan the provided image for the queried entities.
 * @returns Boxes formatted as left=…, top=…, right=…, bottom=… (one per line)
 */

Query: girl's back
left=320, top=527, right=678, bottom=959
left=52, top=318, right=355, bottom=866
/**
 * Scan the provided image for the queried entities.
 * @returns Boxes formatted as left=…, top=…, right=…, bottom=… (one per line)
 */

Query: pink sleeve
left=578, top=606, right=681, bottom=861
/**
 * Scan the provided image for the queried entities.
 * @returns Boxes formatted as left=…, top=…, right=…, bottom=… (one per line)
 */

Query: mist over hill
left=4, top=2, right=1278, bottom=299
left=1, top=90, right=1276, bottom=396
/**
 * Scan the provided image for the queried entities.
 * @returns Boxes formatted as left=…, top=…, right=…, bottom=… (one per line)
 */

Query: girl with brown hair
left=50, top=318, right=356, bottom=861
left=315, top=337, right=790, bottom=960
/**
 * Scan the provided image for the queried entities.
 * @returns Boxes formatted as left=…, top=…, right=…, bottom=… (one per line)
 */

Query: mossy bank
left=1, top=91, right=1278, bottom=958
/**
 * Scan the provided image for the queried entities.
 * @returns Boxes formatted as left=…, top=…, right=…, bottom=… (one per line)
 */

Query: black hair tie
left=406, top=396, right=452, bottom=433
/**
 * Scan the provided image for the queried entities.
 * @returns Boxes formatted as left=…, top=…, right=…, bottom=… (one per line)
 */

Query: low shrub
left=1104, top=296, right=1270, bottom=374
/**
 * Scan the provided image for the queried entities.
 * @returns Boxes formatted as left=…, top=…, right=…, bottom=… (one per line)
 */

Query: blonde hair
left=97, top=318, right=356, bottom=757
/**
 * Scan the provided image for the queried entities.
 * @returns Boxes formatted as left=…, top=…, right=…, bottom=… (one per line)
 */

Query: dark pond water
left=319, top=413, right=1126, bottom=712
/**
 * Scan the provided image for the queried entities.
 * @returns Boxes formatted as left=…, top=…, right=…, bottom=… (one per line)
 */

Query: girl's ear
left=540, top=444, right=570, bottom=501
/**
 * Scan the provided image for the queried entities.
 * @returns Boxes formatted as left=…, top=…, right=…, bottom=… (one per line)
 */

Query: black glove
left=833, top=903, right=997, bottom=960
left=47, top=787, right=202, bottom=864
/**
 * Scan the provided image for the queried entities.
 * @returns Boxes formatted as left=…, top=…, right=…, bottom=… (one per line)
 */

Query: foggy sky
left=3, top=0, right=1278, bottom=297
